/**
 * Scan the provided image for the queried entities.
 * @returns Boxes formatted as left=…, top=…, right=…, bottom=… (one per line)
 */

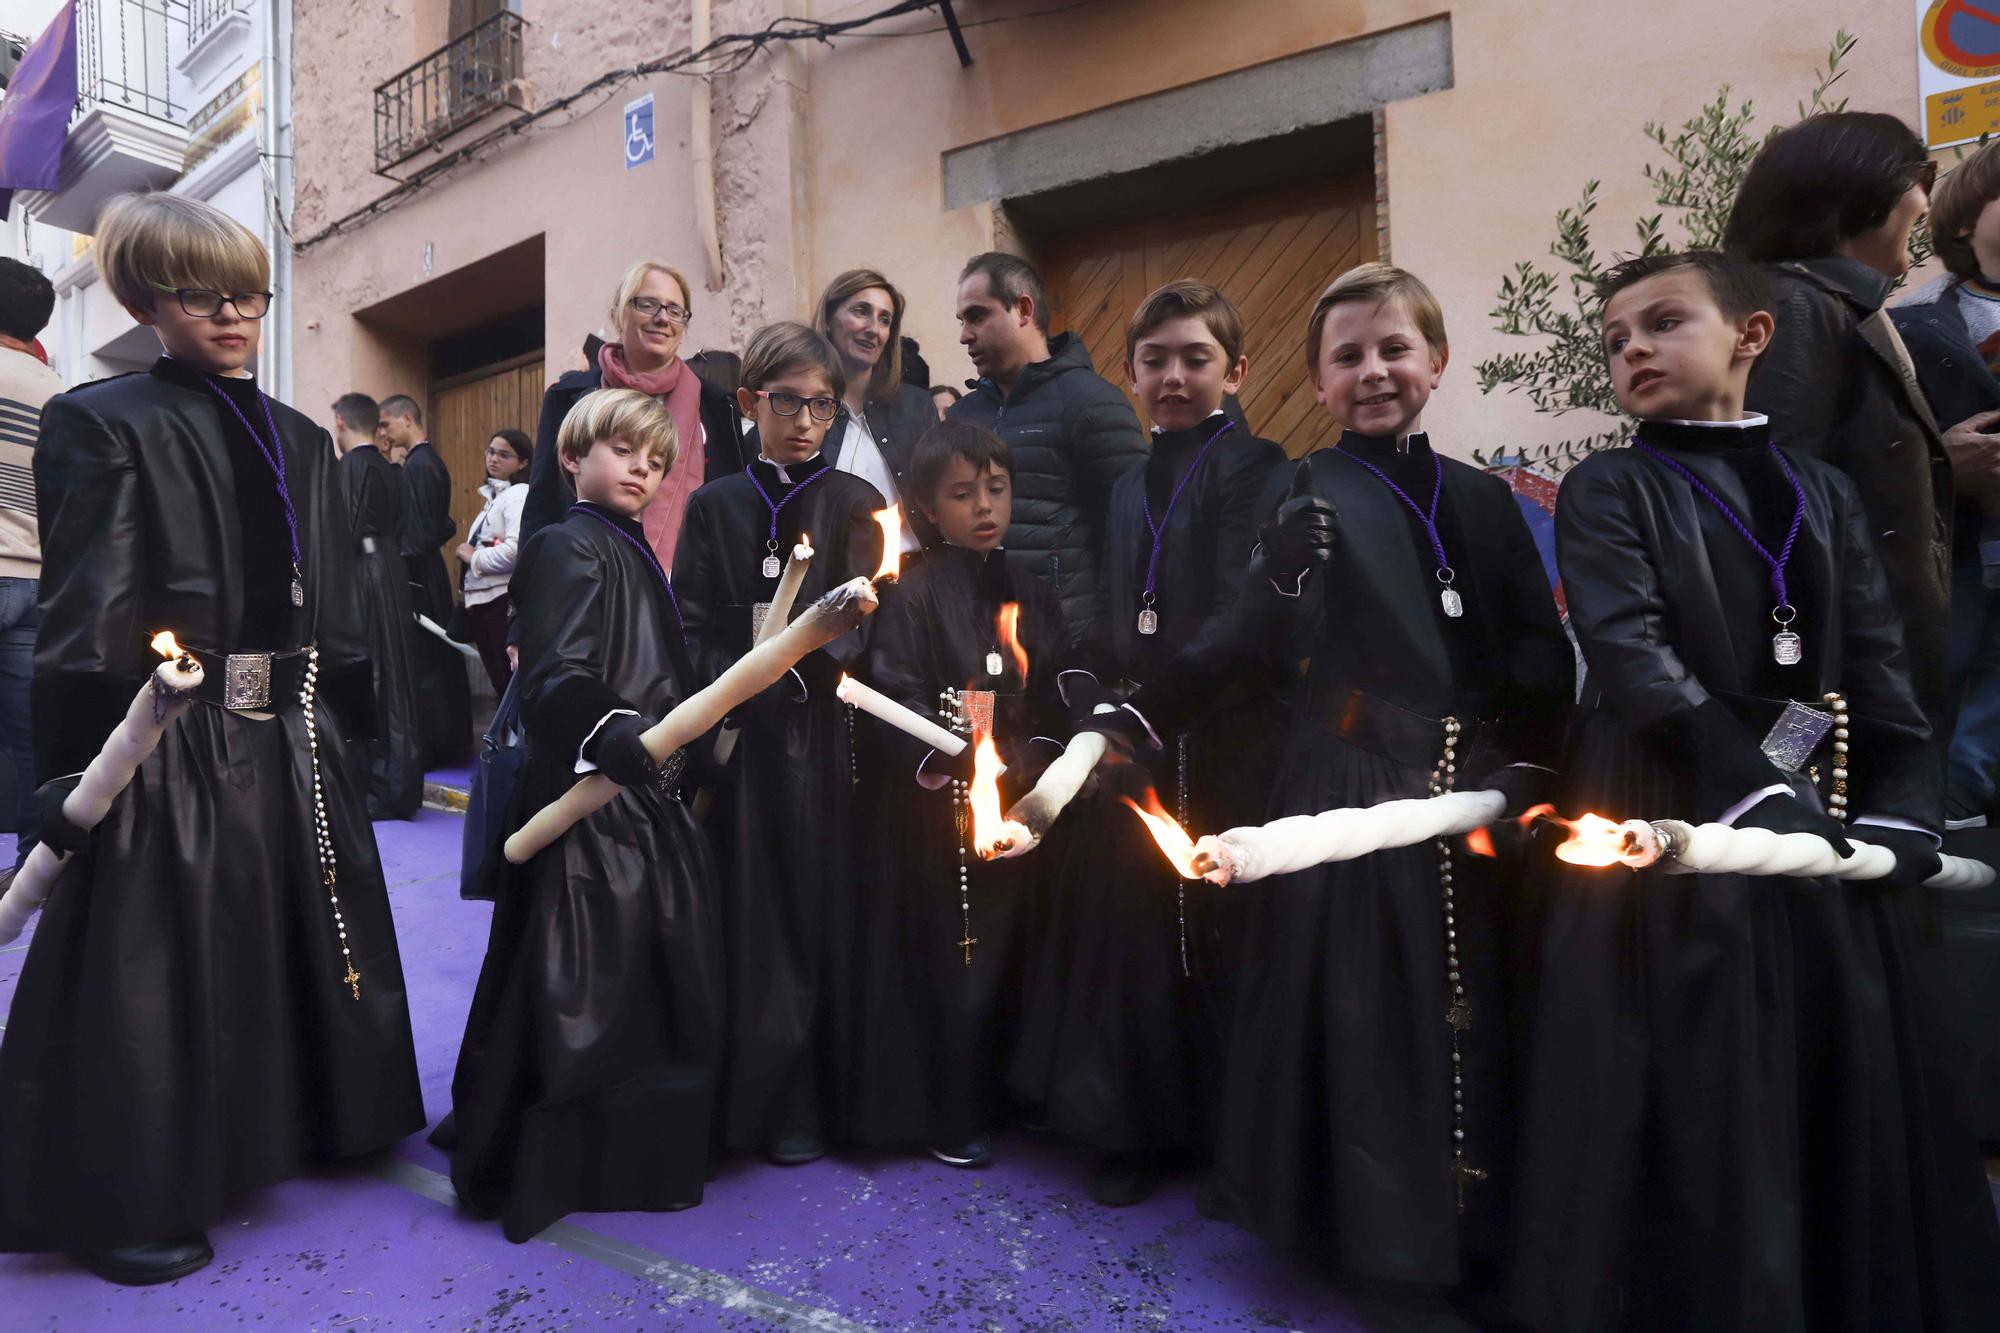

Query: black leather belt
left=184, top=645, right=312, bottom=711
left=1306, top=680, right=1504, bottom=775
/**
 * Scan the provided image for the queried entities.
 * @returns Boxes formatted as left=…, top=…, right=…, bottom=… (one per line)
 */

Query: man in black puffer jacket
left=949, top=252, right=1146, bottom=642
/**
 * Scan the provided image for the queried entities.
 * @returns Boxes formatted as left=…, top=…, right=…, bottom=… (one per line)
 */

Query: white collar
left=1150, top=408, right=1227, bottom=436
left=759, top=452, right=822, bottom=484
left=1655, top=413, right=1769, bottom=429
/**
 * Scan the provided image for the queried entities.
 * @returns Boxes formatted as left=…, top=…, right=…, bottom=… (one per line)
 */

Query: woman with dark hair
left=1727, top=111, right=1965, bottom=727
left=458, top=428, right=534, bottom=695
left=813, top=268, right=940, bottom=547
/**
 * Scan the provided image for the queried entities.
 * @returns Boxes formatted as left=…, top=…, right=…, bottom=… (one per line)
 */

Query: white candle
left=834, top=673, right=968, bottom=758
left=1617, top=817, right=1993, bottom=890
left=712, top=539, right=816, bottom=771
left=506, top=577, right=878, bottom=863
left=1191, top=789, right=1507, bottom=886
left=0, top=645, right=205, bottom=944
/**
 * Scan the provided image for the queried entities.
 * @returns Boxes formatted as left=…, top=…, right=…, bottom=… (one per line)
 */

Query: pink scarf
left=599, top=342, right=704, bottom=570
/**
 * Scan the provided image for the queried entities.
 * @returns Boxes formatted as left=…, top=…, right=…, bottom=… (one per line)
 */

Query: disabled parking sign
left=624, top=92, right=655, bottom=170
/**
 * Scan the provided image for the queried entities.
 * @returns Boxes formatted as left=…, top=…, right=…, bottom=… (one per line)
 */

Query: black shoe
left=1090, top=1153, right=1162, bottom=1207
left=75, top=1233, right=213, bottom=1286
left=765, top=1132, right=826, bottom=1166
left=929, top=1136, right=993, bottom=1168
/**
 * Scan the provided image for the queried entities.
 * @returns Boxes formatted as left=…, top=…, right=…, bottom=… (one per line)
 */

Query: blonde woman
left=519, top=260, right=742, bottom=570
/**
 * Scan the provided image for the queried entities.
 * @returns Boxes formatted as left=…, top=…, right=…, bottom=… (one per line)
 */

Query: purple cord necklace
left=745, top=461, right=828, bottom=579
left=570, top=503, right=687, bottom=632
left=1337, top=435, right=1462, bottom=618
left=1633, top=437, right=1808, bottom=665
left=204, top=376, right=305, bottom=609
left=1137, top=419, right=1235, bottom=635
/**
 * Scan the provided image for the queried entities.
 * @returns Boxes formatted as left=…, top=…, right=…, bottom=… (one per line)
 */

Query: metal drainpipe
left=692, top=0, right=723, bottom=294
left=263, top=0, right=292, bottom=401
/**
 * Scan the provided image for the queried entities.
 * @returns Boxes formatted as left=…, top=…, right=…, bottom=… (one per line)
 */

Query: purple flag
left=0, top=2, right=79, bottom=219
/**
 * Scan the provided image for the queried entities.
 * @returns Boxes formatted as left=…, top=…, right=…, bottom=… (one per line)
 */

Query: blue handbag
left=460, top=677, right=527, bottom=901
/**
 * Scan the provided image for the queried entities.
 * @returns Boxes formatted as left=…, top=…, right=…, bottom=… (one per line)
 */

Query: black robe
left=1200, top=432, right=1573, bottom=1284
left=671, top=454, right=885, bottom=1149
left=338, top=443, right=423, bottom=819
left=438, top=502, right=724, bottom=1243
left=1009, top=415, right=1288, bottom=1155
left=0, top=357, right=424, bottom=1253
left=846, top=546, right=1076, bottom=1149
left=402, top=440, right=473, bottom=763
left=1507, top=420, right=2000, bottom=1332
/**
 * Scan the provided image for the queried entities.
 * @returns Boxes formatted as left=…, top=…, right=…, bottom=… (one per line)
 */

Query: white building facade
left=12, top=0, right=293, bottom=397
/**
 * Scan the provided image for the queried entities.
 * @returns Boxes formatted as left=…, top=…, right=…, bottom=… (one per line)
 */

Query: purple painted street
left=0, top=783, right=1413, bottom=1332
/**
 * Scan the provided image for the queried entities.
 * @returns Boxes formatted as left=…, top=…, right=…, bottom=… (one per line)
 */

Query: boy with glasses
left=0, top=193, right=422, bottom=1284
left=673, top=322, right=884, bottom=1167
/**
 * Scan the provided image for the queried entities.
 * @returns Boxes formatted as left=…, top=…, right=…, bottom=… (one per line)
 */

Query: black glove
left=1852, top=824, right=1943, bottom=893
left=34, top=775, right=89, bottom=855
left=1477, top=764, right=1555, bottom=820
left=922, top=742, right=979, bottom=785
left=585, top=713, right=662, bottom=790
left=1078, top=704, right=1158, bottom=757
left=1735, top=793, right=1854, bottom=858
left=1258, top=496, right=1339, bottom=581
left=729, top=670, right=806, bottom=725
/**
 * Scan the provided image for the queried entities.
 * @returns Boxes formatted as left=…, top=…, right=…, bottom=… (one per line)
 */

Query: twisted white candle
left=1190, top=789, right=1507, bottom=886
left=505, top=577, right=877, bottom=864
left=1608, top=817, right=1994, bottom=890
left=989, top=731, right=1108, bottom=859
left=834, top=673, right=968, bottom=758
left=0, top=652, right=205, bottom=944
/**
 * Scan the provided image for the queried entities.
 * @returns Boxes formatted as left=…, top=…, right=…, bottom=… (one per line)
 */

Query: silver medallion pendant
left=1440, top=587, right=1463, bottom=619
left=761, top=554, right=781, bottom=579
left=985, top=651, right=1003, bottom=677
left=1772, top=630, right=1803, bottom=666
left=291, top=578, right=305, bottom=608
left=1137, top=608, right=1159, bottom=636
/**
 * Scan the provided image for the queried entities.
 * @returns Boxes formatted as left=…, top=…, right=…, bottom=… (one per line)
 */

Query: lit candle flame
left=967, top=733, right=1009, bottom=859
left=1121, top=787, right=1200, bottom=879
left=796, top=530, right=812, bottom=558
left=1553, top=813, right=1639, bottom=868
left=996, top=602, right=1029, bottom=680
left=150, top=630, right=184, bottom=661
left=871, top=506, right=903, bottom=582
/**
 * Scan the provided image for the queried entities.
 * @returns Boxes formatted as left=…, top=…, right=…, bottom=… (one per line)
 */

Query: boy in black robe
left=672, top=323, right=884, bottom=1165
left=848, top=420, right=1083, bottom=1168
left=1192, top=264, right=1572, bottom=1289
left=1010, top=281, right=1286, bottom=1206
left=439, top=388, right=726, bottom=1241
left=0, top=193, right=423, bottom=1284
left=331, top=392, right=423, bottom=819
left=1508, top=251, right=2000, bottom=1332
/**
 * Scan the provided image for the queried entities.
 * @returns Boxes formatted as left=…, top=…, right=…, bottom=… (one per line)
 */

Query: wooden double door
left=1042, top=173, right=1377, bottom=458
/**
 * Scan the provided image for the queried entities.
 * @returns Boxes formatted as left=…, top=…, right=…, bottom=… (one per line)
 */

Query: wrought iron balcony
left=187, top=0, right=246, bottom=50
left=17, top=0, right=186, bottom=232
left=374, top=11, right=525, bottom=173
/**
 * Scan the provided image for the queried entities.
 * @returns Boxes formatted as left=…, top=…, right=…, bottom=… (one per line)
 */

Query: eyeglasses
left=1917, top=159, right=1940, bottom=193
left=626, top=297, right=691, bottom=326
left=755, top=389, right=839, bottom=422
left=151, top=284, right=272, bottom=320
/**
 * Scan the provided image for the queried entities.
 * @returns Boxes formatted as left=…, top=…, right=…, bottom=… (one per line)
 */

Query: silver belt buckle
left=223, top=652, right=274, bottom=710
left=360, top=535, right=378, bottom=555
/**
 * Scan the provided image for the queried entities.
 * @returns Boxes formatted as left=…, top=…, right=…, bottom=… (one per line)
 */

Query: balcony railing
left=76, top=0, right=180, bottom=124
left=374, top=12, right=524, bottom=173
left=187, top=0, right=245, bottom=48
